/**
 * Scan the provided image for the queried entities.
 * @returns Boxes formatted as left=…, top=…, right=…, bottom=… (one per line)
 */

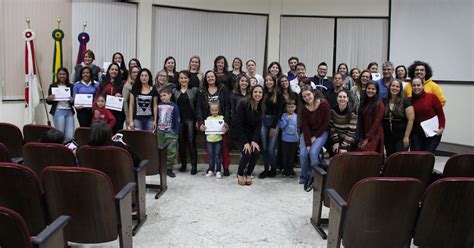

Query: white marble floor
left=70, top=156, right=450, bottom=248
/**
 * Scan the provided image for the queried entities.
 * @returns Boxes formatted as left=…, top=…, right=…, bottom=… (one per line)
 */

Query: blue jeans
left=207, top=141, right=222, bottom=172
left=261, top=115, right=280, bottom=171
left=134, top=117, right=154, bottom=131
left=410, top=132, right=441, bottom=153
left=299, top=131, right=328, bottom=181
left=53, top=109, right=74, bottom=142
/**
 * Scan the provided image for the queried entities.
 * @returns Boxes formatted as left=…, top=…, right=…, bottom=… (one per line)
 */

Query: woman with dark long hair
left=383, top=79, right=414, bottom=156
left=213, top=55, right=232, bottom=91
left=73, top=66, right=99, bottom=127
left=97, top=63, right=126, bottom=133
left=234, top=85, right=264, bottom=186
left=229, top=57, right=245, bottom=91
left=196, top=70, right=231, bottom=176
left=46, top=67, right=75, bottom=141
left=173, top=70, right=199, bottom=175
left=163, top=56, right=179, bottom=86
left=267, top=61, right=284, bottom=79
left=128, top=68, right=158, bottom=132
left=351, top=69, right=371, bottom=112
left=358, top=81, right=385, bottom=154
left=112, top=52, right=128, bottom=80
left=329, top=90, right=358, bottom=154
left=337, top=63, right=354, bottom=89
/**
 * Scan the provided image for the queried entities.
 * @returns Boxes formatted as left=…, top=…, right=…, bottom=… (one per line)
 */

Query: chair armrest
left=115, top=182, right=136, bottom=201
left=134, top=159, right=148, bottom=173
left=11, top=157, right=23, bottom=164
left=31, top=215, right=70, bottom=248
left=327, top=189, right=347, bottom=208
left=327, top=188, right=347, bottom=248
left=315, top=166, right=327, bottom=176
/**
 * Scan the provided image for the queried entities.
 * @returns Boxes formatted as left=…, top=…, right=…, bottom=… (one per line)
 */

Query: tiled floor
left=71, top=156, right=450, bottom=248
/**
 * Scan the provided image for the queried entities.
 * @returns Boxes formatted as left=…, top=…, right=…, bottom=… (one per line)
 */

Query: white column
left=266, top=0, right=282, bottom=66
left=136, top=0, right=153, bottom=69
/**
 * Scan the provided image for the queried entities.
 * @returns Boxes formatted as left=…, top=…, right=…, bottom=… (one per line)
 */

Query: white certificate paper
left=74, top=94, right=93, bottom=108
left=205, top=119, right=225, bottom=134
left=106, top=95, right=123, bottom=111
left=51, top=86, right=71, bottom=101
left=420, top=115, right=439, bottom=137
left=371, top=73, right=381, bottom=81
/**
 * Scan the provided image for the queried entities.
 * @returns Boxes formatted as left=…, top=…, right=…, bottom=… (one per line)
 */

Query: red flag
left=24, top=29, right=40, bottom=124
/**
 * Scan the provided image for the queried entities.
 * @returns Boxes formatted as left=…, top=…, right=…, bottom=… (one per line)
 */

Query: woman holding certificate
left=410, top=77, right=445, bottom=153
left=46, top=67, right=74, bottom=141
left=128, top=68, right=158, bottom=132
left=73, top=66, right=99, bottom=127
left=97, top=63, right=126, bottom=133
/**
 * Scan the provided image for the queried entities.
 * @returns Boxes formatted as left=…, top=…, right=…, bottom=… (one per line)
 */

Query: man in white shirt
left=289, top=62, right=316, bottom=94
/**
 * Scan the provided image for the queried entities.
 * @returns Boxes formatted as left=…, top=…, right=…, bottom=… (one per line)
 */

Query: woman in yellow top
left=404, top=61, right=446, bottom=106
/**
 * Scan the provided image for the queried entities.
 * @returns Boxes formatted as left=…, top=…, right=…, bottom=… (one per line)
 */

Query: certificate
left=74, top=94, right=93, bottom=108
left=51, top=86, right=71, bottom=101
left=205, top=119, right=225, bottom=135
left=106, top=95, right=124, bottom=111
left=420, top=115, right=439, bottom=137
left=371, top=73, right=381, bottom=81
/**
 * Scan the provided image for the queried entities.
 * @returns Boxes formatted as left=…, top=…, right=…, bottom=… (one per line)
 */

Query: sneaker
left=167, top=169, right=176, bottom=178
left=223, top=169, right=230, bottom=176
left=258, top=171, right=269, bottom=179
left=216, top=172, right=223, bottom=179
left=206, top=170, right=215, bottom=177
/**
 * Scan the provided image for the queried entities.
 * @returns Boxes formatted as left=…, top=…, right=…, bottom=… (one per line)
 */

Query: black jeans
left=178, top=120, right=197, bottom=166
left=110, top=109, right=125, bottom=134
left=385, top=132, right=409, bottom=157
left=238, top=149, right=260, bottom=176
left=76, top=108, right=93, bottom=127
left=411, top=132, right=441, bottom=153
left=281, top=141, right=297, bottom=174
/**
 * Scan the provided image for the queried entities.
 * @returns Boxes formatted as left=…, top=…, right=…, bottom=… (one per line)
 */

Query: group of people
left=46, top=50, right=447, bottom=186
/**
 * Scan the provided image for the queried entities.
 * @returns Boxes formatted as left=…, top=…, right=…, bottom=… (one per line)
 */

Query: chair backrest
left=414, top=177, right=474, bottom=247
left=76, top=145, right=134, bottom=194
left=74, top=127, right=91, bottom=147
left=0, top=207, right=32, bottom=248
left=22, top=142, right=76, bottom=176
left=324, top=152, right=382, bottom=207
left=0, top=163, right=46, bottom=236
left=0, top=143, right=11, bottom=162
left=383, top=151, right=435, bottom=189
left=443, top=153, right=474, bottom=177
left=23, top=124, right=54, bottom=143
left=42, top=166, right=118, bottom=243
left=0, top=122, right=24, bottom=158
left=119, top=129, right=160, bottom=175
left=343, top=177, right=423, bottom=248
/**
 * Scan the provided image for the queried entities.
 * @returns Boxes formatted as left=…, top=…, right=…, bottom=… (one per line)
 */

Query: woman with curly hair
left=404, top=60, right=446, bottom=106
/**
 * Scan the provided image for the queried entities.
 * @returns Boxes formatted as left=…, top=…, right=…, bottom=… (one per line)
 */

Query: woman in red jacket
left=358, top=80, right=385, bottom=154
left=410, top=77, right=445, bottom=152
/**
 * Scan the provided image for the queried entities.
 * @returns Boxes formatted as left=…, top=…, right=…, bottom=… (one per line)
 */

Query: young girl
left=279, top=99, right=298, bottom=177
left=205, top=102, right=226, bottom=179
left=46, top=67, right=74, bottom=142
left=92, top=94, right=116, bottom=128
left=249, top=77, right=258, bottom=87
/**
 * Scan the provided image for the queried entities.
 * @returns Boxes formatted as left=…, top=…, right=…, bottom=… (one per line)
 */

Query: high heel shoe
left=245, top=175, right=252, bottom=186
left=237, top=175, right=246, bottom=186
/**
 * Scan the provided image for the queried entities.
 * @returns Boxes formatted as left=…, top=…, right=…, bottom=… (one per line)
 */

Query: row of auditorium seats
left=0, top=122, right=169, bottom=247
left=309, top=151, right=474, bottom=247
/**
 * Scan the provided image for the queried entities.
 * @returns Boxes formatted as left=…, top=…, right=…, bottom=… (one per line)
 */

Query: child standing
left=156, top=87, right=180, bottom=178
left=205, top=102, right=226, bottom=179
left=92, top=94, right=116, bottom=128
left=279, top=99, right=298, bottom=177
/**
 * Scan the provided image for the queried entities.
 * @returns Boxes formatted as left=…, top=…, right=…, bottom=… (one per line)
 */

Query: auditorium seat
left=0, top=206, right=70, bottom=248
left=382, top=151, right=435, bottom=189
left=0, top=122, right=24, bottom=160
left=326, top=177, right=423, bottom=248
left=442, top=153, right=474, bottom=177
left=77, top=145, right=148, bottom=235
left=413, top=177, right=474, bottom=247
left=23, top=142, right=77, bottom=176
left=311, top=152, right=382, bottom=239
left=42, top=166, right=135, bottom=248
left=119, top=129, right=168, bottom=199
left=74, top=127, right=91, bottom=147
left=0, top=143, right=11, bottom=162
left=0, top=162, right=46, bottom=236
left=23, top=124, right=54, bottom=143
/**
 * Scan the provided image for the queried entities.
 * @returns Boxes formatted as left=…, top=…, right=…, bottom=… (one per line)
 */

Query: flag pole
left=27, top=18, right=51, bottom=126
